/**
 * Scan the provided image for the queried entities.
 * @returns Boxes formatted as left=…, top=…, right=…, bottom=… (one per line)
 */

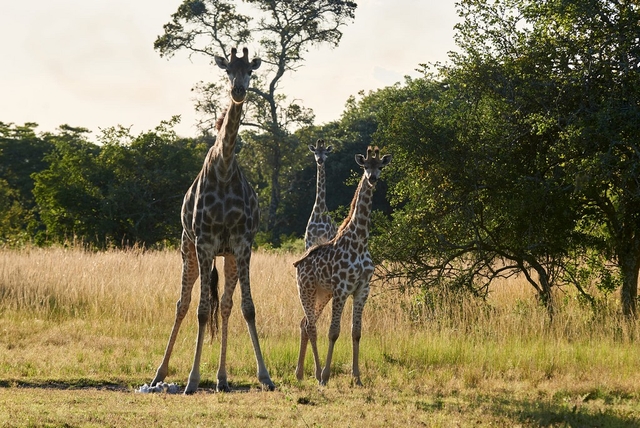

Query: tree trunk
left=619, top=251, right=639, bottom=318
left=532, top=261, right=554, bottom=320
left=521, top=256, right=554, bottom=320
left=266, top=138, right=282, bottom=240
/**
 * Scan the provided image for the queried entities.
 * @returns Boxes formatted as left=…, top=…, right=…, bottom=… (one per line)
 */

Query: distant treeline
left=0, top=117, right=388, bottom=250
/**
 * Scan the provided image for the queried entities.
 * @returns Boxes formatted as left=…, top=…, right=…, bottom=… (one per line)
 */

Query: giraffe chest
left=182, top=174, right=259, bottom=243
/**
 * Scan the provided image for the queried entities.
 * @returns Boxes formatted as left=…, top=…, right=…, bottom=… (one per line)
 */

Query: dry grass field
left=1, top=246, right=640, bottom=427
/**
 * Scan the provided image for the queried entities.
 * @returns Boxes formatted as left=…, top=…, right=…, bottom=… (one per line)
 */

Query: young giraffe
left=150, top=47, right=275, bottom=394
left=294, top=146, right=392, bottom=386
left=304, top=139, right=337, bottom=250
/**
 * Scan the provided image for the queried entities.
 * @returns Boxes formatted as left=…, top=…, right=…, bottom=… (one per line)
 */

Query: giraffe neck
left=313, top=161, right=328, bottom=213
left=208, top=102, right=243, bottom=180
left=338, top=176, right=375, bottom=242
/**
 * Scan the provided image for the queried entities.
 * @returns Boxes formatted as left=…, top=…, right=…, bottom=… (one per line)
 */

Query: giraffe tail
left=208, top=265, right=220, bottom=339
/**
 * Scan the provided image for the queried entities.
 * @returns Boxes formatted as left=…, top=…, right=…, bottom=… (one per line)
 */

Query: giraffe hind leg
left=295, top=316, right=309, bottom=381
left=297, top=282, right=330, bottom=383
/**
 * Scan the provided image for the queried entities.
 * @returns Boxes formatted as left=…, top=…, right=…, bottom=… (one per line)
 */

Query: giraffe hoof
left=261, top=379, right=276, bottom=391
left=216, top=381, right=231, bottom=393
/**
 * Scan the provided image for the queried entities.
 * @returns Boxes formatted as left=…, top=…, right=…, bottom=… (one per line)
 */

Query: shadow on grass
left=487, top=395, right=640, bottom=428
left=0, top=378, right=258, bottom=394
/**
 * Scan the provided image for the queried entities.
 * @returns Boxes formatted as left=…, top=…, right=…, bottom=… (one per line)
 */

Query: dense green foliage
left=369, top=0, right=640, bottom=315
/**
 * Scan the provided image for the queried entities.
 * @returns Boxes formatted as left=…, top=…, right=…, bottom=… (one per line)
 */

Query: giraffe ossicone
left=149, top=47, right=274, bottom=395
left=294, top=145, right=392, bottom=386
left=304, top=138, right=337, bottom=250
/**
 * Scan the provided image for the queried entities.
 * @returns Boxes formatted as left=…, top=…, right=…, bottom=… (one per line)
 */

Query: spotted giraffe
left=294, top=146, right=392, bottom=386
left=304, top=139, right=337, bottom=250
left=150, top=47, right=274, bottom=394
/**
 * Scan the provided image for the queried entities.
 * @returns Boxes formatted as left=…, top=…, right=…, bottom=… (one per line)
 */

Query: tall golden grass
left=0, top=245, right=639, bottom=394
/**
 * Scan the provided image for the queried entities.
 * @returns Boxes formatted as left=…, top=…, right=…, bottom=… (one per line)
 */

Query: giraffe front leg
left=320, top=291, right=347, bottom=386
left=237, top=253, right=275, bottom=391
left=185, top=309, right=208, bottom=394
left=152, top=233, right=197, bottom=387
left=216, top=256, right=237, bottom=393
left=184, top=253, right=214, bottom=395
left=351, top=288, right=369, bottom=387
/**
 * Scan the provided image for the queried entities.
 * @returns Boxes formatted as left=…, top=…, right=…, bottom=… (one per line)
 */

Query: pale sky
left=0, top=0, right=460, bottom=139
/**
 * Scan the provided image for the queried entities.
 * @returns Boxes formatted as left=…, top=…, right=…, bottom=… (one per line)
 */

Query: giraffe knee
left=328, top=328, right=340, bottom=342
left=175, top=298, right=190, bottom=317
left=241, top=302, right=256, bottom=322
left=197, top=312, right=210, bottom=326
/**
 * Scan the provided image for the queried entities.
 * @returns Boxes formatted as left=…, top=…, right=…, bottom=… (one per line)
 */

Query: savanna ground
left=1, top=247, right=639, bottom=427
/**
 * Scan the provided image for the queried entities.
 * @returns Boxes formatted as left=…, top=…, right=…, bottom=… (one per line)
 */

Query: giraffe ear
left=250, top=58, right=262, bottom=70
left=309, top=144, right=316, bottom=152
left=381, top=154, right=393, bottom=167
left=214, top=56, right=229, bottom=70
left=326, top=145, right=333, bottom=153
left=355, top=154, right=366, bottom=167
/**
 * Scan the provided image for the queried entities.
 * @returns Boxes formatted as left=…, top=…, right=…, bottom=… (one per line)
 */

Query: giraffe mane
left=215, top=105, right=231, bottom=131
left=335, top=177, right=364, bottom=238
left=334, top=145, right=382, bottom=238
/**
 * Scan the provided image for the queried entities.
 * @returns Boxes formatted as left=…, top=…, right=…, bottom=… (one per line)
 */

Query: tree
left=96, top=118, right=208, bottom=247
left=153, top=0, right=357, bottom=241
left=32, top=119, right=207, bottom=248
left=364, top=74, right=579, bottom=314
left=369, top=0, right=640, bottom=316
left=32, top=126, right=105, bottom=245
left=450, top=0, right=640, bottom=315
left=0, top=122, right=54, bottom=242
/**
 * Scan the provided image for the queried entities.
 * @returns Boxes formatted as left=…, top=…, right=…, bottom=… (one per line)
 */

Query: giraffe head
left=214, top=47, right=262, bottom=104
left=309, top=139, right=333, bottom=166
left=355, top=146, right=392, bottom=186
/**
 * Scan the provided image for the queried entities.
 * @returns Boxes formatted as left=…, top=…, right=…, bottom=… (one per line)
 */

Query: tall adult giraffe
left=294, top=146, right=392, bottom=386
left=304, top=139, right=337, bottom=250
left=150, top=47, right=275, bottom=394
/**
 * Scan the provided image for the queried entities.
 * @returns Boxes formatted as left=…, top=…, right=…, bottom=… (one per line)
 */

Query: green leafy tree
left=32, top=126, right=105, bottom=245
left=371, top=74, right=581, bottom=312
left=96, top=119, right=207, bottom=247
left=451, top=0, right=640, bottom=315
left=0, top=122, right=55, bottom=242
left=0, top=179, right=28, bottom=245
left=33, top=119, right=207, bottom=248
left=371, top=0, right=640, bottom=316
left=153, top=0, right=357, bottom=241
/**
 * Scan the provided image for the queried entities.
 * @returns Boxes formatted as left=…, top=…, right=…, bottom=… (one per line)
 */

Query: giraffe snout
left=231, top=85, right=247, bottom=102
